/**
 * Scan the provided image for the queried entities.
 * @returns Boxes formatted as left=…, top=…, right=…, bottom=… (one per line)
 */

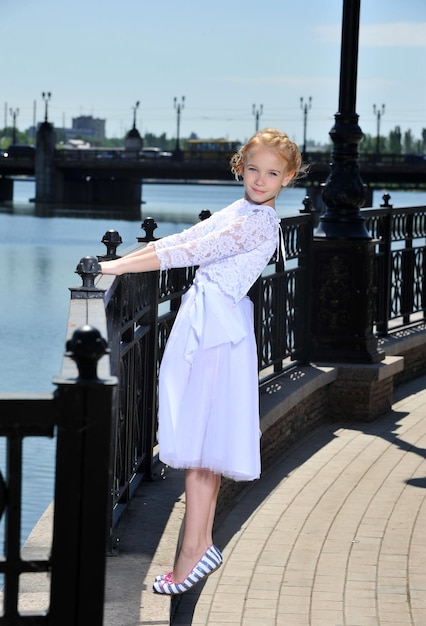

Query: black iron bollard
left=98, top=229, right=122, bottom=261
left=65, top=325, right=110, bottom=381
left=137, top=217, right=158, bottom=242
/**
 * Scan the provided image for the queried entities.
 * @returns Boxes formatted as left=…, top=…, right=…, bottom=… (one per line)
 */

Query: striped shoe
left=153, top=545, right=223, bottom=595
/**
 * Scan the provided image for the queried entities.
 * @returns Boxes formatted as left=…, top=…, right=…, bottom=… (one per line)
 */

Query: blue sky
left=2, top=0, right=425, bottom=146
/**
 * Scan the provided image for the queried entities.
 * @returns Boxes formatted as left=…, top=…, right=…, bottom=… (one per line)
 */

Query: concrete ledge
left=260, top=364, right=337, bottom=432
left=378, top=324, right=426, bottom=385
left=329, top=355, right=404, bottom=381
left=378, top=323, right=426, bottom=356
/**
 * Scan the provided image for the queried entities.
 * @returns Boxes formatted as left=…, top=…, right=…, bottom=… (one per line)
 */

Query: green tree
left=403, top=129, right=415, bottom=154
left=389, top=126, right=402, bottom=154
left=0, top=127, right=33, bottom=149
left=143, top=132, right=177, bottom=151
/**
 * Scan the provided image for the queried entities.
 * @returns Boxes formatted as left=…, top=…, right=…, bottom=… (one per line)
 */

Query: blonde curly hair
left=230, top=128, right=303, bottom=183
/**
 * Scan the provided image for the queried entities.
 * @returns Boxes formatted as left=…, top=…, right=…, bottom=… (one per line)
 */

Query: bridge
left=1, top=146, right=425, bottom=208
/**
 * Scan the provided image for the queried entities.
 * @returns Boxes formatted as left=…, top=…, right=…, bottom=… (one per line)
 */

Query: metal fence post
left=49, top=325, right=117, bottom=625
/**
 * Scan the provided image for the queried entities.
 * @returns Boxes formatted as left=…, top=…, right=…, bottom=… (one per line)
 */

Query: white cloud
left=315, top=22, right=426, bottom=47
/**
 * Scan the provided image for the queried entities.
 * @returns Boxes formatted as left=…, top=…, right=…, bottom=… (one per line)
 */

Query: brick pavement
left=104, top=374, right=426, bottom=626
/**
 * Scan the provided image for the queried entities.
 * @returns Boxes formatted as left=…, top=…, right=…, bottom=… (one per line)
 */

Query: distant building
left=71, top=115, right=106, bottom=140
left=28, top=114, right=106, bottom=143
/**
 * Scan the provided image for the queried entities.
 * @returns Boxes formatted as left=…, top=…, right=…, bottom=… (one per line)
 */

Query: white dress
left=152, top=198, right=280, bottom=481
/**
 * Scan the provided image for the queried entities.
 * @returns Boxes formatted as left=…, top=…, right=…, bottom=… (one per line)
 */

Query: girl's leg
left=207, top=473, right=221, bottom=544
left=173, top=468, right=221, bottom=582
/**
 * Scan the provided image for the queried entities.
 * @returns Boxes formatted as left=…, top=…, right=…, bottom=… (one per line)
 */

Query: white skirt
left=157, top=276, right=261, bottom=481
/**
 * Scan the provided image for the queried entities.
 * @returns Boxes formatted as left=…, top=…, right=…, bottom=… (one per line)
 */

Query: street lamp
left=373, top=104, right=385, bottom=158
left=300, top=96, right=312, bottom=158
left=42, top=92, right=51, bottom=122
left=173, top=96, right=185, bottom=156
left=132, top=100, right=140, bottom=129
left=10, top=107, right=19, bottom=144
left=253, top=104, right=263, bottom=132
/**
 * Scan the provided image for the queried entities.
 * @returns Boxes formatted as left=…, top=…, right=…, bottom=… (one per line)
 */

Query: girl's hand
left=99, top=260, right=122, bottom=275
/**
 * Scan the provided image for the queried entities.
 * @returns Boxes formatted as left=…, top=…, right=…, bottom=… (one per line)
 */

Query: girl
left=100, top=128, right=302, bottom=595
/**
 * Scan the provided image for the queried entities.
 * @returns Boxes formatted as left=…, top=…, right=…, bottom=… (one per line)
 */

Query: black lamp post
left=10, top=108, right=19, bottom=144
left=300, top=96, right=312, bottom=158
left=253, top=104, right=263, bottom=132
left=132, top=101, right=140, bottom=129
left=309, top=0, right=383, bottom=364
left=373, top=104, right=385, bottom=158
left=42, top=92, right=51, bottom=122
left=173, top=96, right=185, bottom=158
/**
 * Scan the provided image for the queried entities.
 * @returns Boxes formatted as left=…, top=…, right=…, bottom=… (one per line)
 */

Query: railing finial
left=380, top=193, right=393, bottom=208
left=99, top=230, right=122, bottom=260
left=138, top=217, right=158, bottom=242
left=199, top=209, right=211, bottom=221
left=65, top=325, right=110, bottom=380
left=71, top=256, right=105, bottom=299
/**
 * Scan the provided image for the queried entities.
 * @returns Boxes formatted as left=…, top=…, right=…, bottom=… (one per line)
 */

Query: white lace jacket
left=152, top=198, right=280, bottom=304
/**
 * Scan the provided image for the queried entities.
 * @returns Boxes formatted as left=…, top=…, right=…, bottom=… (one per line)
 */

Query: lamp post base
left=310, top=238, right=384, bottom=364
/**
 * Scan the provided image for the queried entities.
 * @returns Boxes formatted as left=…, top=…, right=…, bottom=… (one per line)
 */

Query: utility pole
left=300, top=96, right=312, bottom=158
left=252, top=104, right=263, bottom=132
left=373, top=104, right=385, bottom=158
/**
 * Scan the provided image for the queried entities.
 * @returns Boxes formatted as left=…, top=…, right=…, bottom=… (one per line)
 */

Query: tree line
left=1, top=126, right=425, bottom=155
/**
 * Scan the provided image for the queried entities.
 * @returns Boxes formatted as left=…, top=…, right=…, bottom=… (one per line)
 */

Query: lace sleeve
left=153, top=211, right=222, bottom=251
left=154, top=208, right=278, bottom=270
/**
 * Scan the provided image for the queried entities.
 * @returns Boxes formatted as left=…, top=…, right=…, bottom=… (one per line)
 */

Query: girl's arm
left=100, top=244, right=160, bottom=275
left=100, top=210, right=222, bottom=275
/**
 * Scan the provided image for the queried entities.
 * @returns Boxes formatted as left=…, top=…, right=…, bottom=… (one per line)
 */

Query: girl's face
left=242, top=145, right=293, bottom=207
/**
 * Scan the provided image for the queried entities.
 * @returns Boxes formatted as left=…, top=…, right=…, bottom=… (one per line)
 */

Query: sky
left=2, top=0, right=426, bottom=147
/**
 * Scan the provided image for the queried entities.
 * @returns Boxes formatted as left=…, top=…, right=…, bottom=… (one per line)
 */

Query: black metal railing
left=363, top=197, right=426, bottom=334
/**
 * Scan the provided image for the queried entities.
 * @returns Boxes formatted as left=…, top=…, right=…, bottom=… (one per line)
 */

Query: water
left=1, top=179, right=425, bottom=545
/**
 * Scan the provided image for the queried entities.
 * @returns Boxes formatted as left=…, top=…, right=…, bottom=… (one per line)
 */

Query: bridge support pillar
left=63, top=177, right=141, bottom=207
left=35, top=121, right=63, bottom=203
left=0, top=177, right=13, bottom=202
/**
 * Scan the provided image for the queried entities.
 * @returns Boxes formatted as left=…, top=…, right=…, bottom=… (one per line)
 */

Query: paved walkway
left=103, top=374, right=426, bottom=626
